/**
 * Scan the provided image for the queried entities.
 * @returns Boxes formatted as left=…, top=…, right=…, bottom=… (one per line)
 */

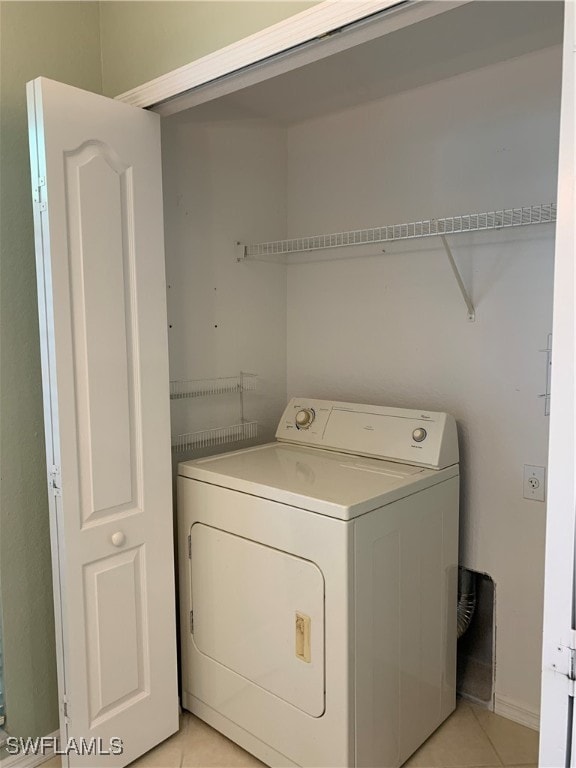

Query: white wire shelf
left=238, top=203, right=557, bottom=259
left=170, top=373, right=257, bottom=400
left=172, top=421, right=258, bottom=453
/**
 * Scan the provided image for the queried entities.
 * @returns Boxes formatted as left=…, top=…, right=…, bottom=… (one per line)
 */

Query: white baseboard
left=1, top=731, right=59, bottom=768
left=458, top=691, right=492, bottom=710
left=494, top=695, right=540, bottom=731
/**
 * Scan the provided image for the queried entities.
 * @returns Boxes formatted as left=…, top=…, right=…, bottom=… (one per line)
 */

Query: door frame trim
left=114, top=0, right=469, bottom=115
left=539, top=1, right=576, bottom=764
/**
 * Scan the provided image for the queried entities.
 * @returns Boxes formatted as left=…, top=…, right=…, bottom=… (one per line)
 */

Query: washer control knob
left=412, top=427, right=427, bottom=443
left=295, top=408, right=315, bottom=429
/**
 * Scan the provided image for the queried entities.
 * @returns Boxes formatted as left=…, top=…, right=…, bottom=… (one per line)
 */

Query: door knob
left=111, top=531, right=126, bottom=547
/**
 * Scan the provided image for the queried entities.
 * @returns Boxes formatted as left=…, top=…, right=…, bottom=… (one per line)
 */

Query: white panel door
left=539, top=3, right=576, bottom=766
left=27, top=77, right=178, bottom=767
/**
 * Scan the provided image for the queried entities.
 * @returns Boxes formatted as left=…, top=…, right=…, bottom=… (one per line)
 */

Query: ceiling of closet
left=174, top=1, right=563, bottom=126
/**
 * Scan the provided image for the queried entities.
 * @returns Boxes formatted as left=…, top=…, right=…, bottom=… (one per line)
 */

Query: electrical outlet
left=523, top=465, right=546, bottom=502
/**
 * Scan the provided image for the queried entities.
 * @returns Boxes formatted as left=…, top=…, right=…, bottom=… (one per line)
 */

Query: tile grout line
left=467, top=704, right=538, bottom=768
left=466, top=705, right=539, bottom=768
left=467, top=704, right=505, bottom=768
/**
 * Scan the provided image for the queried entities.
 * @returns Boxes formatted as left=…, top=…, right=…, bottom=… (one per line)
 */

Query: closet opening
left=159, top=0, right=562, bottom=735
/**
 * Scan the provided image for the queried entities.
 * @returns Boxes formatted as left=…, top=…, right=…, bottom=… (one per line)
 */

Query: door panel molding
left=84, top=546, right=149, bottom=727
left=64, top=141, right=143, bottom=526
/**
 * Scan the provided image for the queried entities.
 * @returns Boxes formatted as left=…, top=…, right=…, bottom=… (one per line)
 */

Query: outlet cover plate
left=523, top=465, right=546, bottom=502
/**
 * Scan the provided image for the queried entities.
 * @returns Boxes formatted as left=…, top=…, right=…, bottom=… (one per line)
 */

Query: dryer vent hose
left=457, top=568, right=477, bottom=639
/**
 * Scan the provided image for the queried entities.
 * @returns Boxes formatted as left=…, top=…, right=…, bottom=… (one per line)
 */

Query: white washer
left=178, top=398, right=459, bottom=768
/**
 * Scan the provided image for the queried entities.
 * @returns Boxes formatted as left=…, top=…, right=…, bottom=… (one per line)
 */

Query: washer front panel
left=178, top=476, right=354, bottom=768
left=190, top=523, right=325, bottom=717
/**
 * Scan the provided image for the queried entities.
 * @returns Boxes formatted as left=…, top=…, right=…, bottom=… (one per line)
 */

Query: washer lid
left=178, top=442, right=458, bottom=519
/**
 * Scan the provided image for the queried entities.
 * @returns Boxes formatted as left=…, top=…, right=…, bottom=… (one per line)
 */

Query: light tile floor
left=404, top=700, right=538, bottom=768
left=41, top=699, right=539, bottom=768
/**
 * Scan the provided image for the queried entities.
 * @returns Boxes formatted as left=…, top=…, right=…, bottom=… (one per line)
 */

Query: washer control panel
left=276, top=398, right=458, bottom=470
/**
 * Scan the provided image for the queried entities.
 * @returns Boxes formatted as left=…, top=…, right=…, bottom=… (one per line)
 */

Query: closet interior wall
left=162, top=112, right=288, bottom=448
left=161, top=3, right=562, bottom=725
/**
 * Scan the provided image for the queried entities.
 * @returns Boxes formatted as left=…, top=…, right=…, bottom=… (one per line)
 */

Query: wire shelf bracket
left=440, top=234, right=475, bottom=322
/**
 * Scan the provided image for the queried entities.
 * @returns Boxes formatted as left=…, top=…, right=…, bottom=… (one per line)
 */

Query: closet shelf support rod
left=439, top=235, right=475, bottom=322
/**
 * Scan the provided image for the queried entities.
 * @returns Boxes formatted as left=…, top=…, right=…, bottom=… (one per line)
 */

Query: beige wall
left=100, top=1, right=318, bottom=97
left=0, top=0, right=317, bottom=739
left=0, top=1, right=103, bottom=738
